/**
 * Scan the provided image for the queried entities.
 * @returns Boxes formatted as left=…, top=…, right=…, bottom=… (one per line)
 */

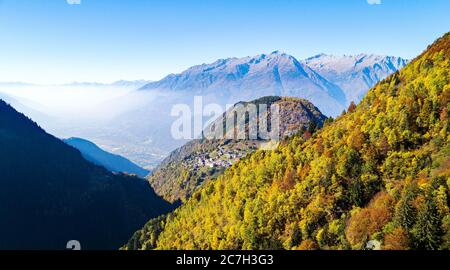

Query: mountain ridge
left=64, top=137, right=150, bottom=178
left=140, top=51, right=407, bottom=117
left=303, top=53, right=409, bottom=104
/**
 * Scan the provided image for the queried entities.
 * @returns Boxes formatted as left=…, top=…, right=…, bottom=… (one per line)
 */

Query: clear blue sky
left=0, top=0, right=449, bottom=84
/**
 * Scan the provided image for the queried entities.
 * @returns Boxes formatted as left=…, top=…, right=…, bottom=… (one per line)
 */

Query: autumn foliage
left=125, top=33, right=450, bottom=250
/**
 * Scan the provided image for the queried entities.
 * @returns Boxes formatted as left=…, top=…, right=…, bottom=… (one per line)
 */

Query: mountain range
left=303, top=54, right=408, bottom=105
left=140, top=52, right=407, bottom=117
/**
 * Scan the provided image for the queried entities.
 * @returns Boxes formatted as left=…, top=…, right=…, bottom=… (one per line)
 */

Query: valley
left=0, top=33, right=447, bottom=251
left=0, top=0, right=447, bottom=252
left=0, top=53, right=406, bottom=169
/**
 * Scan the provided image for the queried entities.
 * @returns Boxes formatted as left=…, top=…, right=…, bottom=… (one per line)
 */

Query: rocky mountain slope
left=148, top=96, right=328, bottom=203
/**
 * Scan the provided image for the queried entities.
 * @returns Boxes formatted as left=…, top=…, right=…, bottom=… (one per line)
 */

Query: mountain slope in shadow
left=0, top=99, right=173, bottom=250
left=64, top=137, right=149, bottom=178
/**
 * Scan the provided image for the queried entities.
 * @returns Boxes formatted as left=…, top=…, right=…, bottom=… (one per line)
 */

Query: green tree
left=307, top=120, right=318, bottom=134
left=394, top=183, right=417, bottom=230
left=412, top=193, right=443, bottom=250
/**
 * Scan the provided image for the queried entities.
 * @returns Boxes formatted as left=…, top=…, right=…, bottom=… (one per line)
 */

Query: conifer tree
left=412, top=193, right=443, bottom=250
left=394, top=183, right=417, bottom=230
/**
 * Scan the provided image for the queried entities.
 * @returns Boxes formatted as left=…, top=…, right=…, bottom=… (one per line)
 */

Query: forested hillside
left=149, top=96, right=327, bottom=203
left=126, top=33, right=449, bottom=250
left=0, top=100, right=173, bottom=249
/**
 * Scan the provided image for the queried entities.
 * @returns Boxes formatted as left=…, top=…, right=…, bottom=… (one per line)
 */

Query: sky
left=0, top=0, right=449, bottom=84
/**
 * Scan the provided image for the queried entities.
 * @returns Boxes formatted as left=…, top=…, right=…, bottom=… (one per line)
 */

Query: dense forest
left=149, top=96, right=327, bottom=203
left=126, top=33, right=449, bottom=250
left=0, top=100, right=174, bottom=249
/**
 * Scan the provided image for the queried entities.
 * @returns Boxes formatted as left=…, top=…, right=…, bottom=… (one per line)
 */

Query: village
left=191, top=145, right=251, bottom=170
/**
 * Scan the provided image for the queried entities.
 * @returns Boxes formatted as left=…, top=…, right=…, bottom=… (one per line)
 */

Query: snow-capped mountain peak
left=142, top=51, right=303, bottom=89
left=302, top=53, right=408, bottom=104
left=304, top=53, right=407, bottom=74
left=140, top=52, right=407, bottom=116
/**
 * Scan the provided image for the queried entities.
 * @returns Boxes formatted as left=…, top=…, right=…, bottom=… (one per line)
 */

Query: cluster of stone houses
left=191, top=146, right=247, bottom=170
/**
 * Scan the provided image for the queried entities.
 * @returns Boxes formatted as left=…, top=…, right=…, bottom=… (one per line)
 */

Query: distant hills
left=64, top=137, right=150, bottom=178
left=0, top=99, right=173, bottom=249
left=126, top=33, right=449, bottom=250
left=63, top=80, right=152, bottom=88
left=0, top=80, right=152, bottom=89
left=149, top=96, right=327, bottom=203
